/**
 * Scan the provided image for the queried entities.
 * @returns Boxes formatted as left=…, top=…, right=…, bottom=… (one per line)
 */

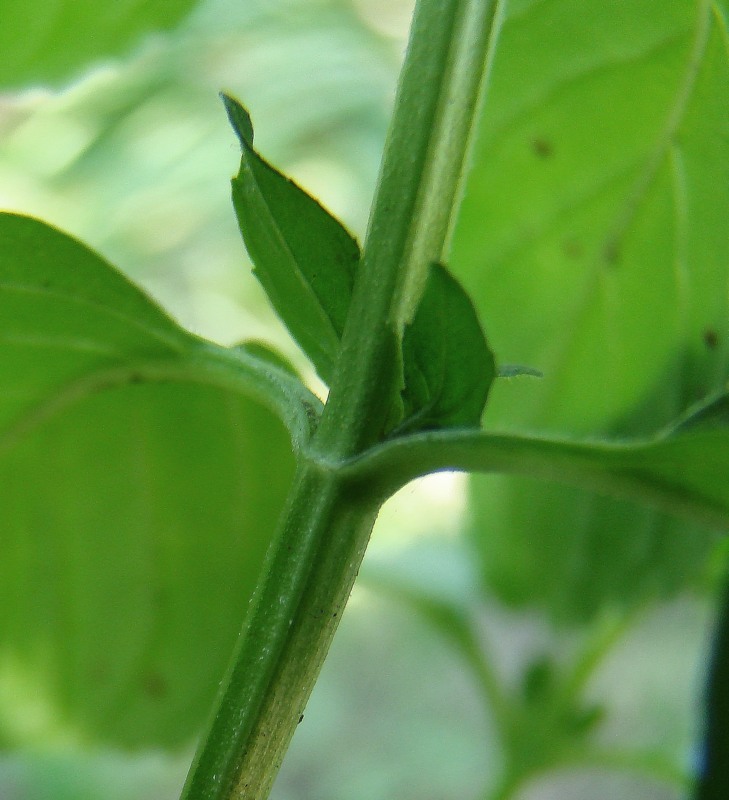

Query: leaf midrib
left=0, top=353, right=312, bottom=461
left=602, top=0, right=712, bottom=260
left=510, top=0, right=714, bottom=428
left=238, top=154, right=343, bottom=358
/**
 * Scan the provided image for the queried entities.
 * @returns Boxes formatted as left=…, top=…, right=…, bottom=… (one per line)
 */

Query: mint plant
left=1, top=1, right=729, bottom=799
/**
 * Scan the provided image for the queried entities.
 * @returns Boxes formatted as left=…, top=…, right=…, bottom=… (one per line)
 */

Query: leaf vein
left=0, top=281, right=186, bottom=353
left=601, top=0, right=712, bottom=259
left=486, top=25, right=690, bottom=146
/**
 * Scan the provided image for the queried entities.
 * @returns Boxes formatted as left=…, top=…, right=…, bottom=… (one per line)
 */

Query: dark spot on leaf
left=129, top=372, right=144, bottom=384
left=602, top=238, right=621, bottom=265
left=298, top=714, right=304, bottom=724
left=142, top=672, right=167, bottom=698
left=532, top=137, right=554, bottom=159
left=562, top=239, right=583, bottom=259
left=704, top=328, right=719, bottom=350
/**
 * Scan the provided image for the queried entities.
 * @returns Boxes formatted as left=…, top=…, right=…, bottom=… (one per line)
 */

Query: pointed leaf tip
left=221, top=92, right=254, bottom=148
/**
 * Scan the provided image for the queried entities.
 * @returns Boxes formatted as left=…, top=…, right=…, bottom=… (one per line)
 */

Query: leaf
left=397, top=262, right=495, bottom=433
left=0, top=0, right=199, bottom=89
left=224, top=94, right=360, bottom=384
left=0, top=212, right=300, bottom=748
left=451, top=0, right=729, bottom=622
left=499, top=415, right=728, bottom=621
left=348, top=403, right=729, bottom=535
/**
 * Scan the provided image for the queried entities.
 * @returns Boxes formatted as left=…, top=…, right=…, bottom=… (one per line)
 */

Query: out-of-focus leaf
left=469, top=475, right=716, bottom=622
left=0, top=213, right=298, bottom=748
left=451, top=0, right=729, bottom=622
left=225, top=95, right=360, bottom=384
left=397, top=262, right=495, bottom=434
left=0, top=0, right=199, bottom=89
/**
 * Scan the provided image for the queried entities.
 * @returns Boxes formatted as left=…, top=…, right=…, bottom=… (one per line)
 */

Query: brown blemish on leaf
left=532, top=137, right=554, bottom=159
left=602, top=238, right=621, bottom=265
left=704, top=328, right=719, bottom=350
left=142, top=672, right=168, bottom=698
left=562, top=239, right=583, bottom=259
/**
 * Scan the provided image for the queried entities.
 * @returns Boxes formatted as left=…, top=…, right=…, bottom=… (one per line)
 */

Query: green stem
left=180, top=1, right=499, bottom=797
left=181, top=463, right=379, bottom=799
left=317, top=0, right=501, bottom=455
left=558, top=609, right=636, bottom=705
left=464, top=621, right=514, bottom=745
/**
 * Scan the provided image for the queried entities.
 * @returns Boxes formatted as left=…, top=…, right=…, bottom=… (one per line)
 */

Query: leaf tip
left=221, top=92, right=254, bottom=149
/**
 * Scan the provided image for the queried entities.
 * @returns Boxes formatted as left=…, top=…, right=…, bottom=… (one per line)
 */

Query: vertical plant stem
left=181, top=1, right=500, bottom=797
left=316, top=0, right=502, bottom=455
left=181, top=465, right=378, bottom=800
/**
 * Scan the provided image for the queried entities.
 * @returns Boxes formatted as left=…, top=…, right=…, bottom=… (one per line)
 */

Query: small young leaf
left=397, top=262, right=495, bottom=433
left=223, top=94, right=360, bottom=384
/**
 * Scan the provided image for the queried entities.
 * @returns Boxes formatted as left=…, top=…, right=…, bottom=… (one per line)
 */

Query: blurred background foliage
left=1, top=0, right=727, bottom=798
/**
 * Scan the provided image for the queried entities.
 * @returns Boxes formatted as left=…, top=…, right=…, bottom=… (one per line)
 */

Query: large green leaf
left=0, top=213, right=300, bottom=748
left=451, top=0, right=729, bottom=621
left=0, top=0, right=199, bottom=89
